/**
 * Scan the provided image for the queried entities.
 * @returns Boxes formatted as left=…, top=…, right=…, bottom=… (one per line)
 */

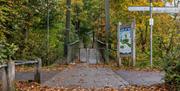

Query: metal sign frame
left=128, top=5, right=179, bottom=67
left=128, top=7, right=180, bottom=13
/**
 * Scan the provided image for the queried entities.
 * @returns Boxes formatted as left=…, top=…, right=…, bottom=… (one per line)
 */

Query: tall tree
left=64, top=0, right=71, bottom=57
left=105, top=0, right=110, bottom=63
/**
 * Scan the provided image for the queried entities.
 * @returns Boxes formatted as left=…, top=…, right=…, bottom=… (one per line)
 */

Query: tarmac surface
left=0, top=63, right=165, bottom=88
left=42, top=63, right=129, bottom=89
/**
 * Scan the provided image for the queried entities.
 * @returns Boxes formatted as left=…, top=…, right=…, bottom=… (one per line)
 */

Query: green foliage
left=0, top=0, right=179, bottom=68
left=110, top=0, right=179, bottom=66
left=0, top=0, right=64, bottom=65
left=71, top=0, right=102, bottom=47
left=0, top=40, right=18, bottom=64
left=136, top=60, right=149, bottom=68
left=163, top=46, right=180, bottom=90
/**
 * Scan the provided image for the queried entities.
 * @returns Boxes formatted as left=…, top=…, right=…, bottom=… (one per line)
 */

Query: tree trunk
left=64, top=0, right=71, bottom=57
left=105, top=0, right=110, bottom=63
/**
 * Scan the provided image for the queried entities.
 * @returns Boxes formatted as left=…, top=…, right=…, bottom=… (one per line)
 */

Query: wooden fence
left=0, top=58, right=42, bottom=91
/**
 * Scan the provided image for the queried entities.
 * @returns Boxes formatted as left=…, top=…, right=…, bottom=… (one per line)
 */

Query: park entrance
left=65, top=0, right=110, bottom=64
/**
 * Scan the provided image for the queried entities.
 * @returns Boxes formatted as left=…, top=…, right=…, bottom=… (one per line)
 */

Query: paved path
left=0, top=63, right=165, bottom=88
left=42, top=64, right=129, bottom=89
left=115, top=70, right=165, bottom=86
left=0, top=71, right=60, bottom=83
left=15, top=71, right=60, bottom=83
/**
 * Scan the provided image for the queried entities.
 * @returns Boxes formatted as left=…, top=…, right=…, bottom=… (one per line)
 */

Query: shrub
left=0, top=41, right=18, bottom=64
left=163, top=46, right=180, bottom=91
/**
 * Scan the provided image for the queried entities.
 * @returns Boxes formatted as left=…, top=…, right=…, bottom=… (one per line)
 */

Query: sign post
left=117, top=21, right=136, bottom=66
left=150, top=0, right=153, bottom=68
left=117, top=22, right=122, bottom=66
left=128, top=4, right=180, bottom=68
left=131, top=20, right=136, bottom=67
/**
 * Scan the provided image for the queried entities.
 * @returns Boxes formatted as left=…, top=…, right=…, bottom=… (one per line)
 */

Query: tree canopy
left=0, top=0, right=179, bottom=65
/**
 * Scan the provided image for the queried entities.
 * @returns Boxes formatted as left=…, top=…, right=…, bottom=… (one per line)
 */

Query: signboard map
left=119, top=27, right=132, bottom=55
left=117, top=22, right=136, bottom=66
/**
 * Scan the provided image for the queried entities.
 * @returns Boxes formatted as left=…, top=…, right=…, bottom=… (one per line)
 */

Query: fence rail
left=0, top=58, right=41, bottom=91
left=0, top=64, right=7, bottom=69
left=15, top=60, right=38, bottom=66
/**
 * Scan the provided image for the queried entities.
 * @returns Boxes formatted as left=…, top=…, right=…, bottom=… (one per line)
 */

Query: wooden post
left=105, top=0, right=110, bottom=63
left=132, top=20, right=136, bottom=66
left=117, top=22, right=122, bottom=66
left=86, top=48, right=89, bottom=63
left=2, top=67, right=8, bottom=91
left=67, top=45, right=72, bottom=64
left=34, top=58, right=41, bottom=83
left=7, top=61, right=15, bottom=91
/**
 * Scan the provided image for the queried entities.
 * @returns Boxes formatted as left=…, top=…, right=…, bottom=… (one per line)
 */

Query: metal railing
left=67, top=40, right=80, bottom=63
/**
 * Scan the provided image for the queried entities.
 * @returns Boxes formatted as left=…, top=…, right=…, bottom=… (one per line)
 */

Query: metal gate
left=80, top=48, right=100, bottom=64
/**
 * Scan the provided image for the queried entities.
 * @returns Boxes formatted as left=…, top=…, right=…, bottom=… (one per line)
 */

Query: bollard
left=7, top=61, right=15, bottom=91
left=67, top=45, right=72, bottom=64
left=2, top=67, right=8, bottom=91
left=34, top=58, right=41, bottom=83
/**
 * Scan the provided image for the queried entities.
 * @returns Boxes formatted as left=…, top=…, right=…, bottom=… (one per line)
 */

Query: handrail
left=96, top=39, right=106, bottom=45
left=96, top=39, right=117, bottom=51
left=109, top=48, right=117, bottom=51
left=69, top=40, right=79, bottom=46
left=67, top=40, right=80, bottom=63
left=0, top=64, right=7, bottom=69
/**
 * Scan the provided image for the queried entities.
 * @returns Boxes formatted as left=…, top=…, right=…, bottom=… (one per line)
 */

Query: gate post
left=67, top=45, right=72, bottom=64
left=2, top=67, right=8, bottom=91
left=34, top=58, right=42, bottom=83
left=7, top=61, right=15, bottom=91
